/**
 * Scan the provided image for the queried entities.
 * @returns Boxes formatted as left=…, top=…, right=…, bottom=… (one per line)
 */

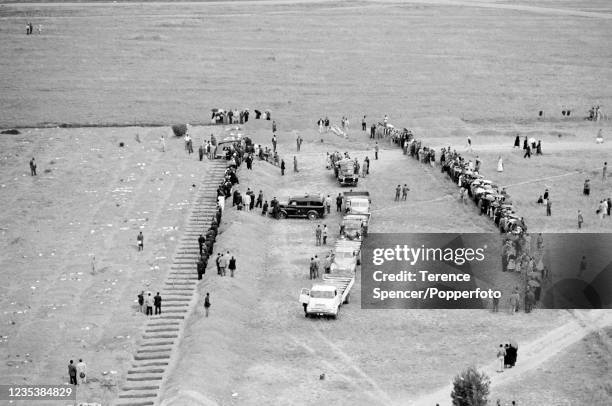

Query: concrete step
left=114, top=400, right=155, bottom=406
left=121, top=384, right=160, bottom=390
left=118, top=392, right=157, bottom=399
left=140, top=341, right=174, bottom=347
left=145, top=327, right=180, bottom=333
left=162, top=297, right=191, bottom=301
left=132, top=361, right=169, bottom=368
left=133, top=353, right=171, bottom=361
left=125, top=375, right=163, bottom=381
left=146, top=321, right=180, bottom=326
left=136, top=347, right=172, bottom=353
left=142, top=333, right=178, bottom=339
left=126, top=370, right=165, bottom=376
left=162, top=303, right=190, bottom=307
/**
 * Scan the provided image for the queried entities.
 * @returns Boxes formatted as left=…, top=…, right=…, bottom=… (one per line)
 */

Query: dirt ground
left=0, top=1, right=611, bottom=406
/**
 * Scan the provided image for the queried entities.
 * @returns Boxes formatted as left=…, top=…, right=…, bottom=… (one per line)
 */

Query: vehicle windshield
left=336, top=251, right=354, bottom=260
left=352, top=201, right=368, bottom=207
left=344, top=220, right=362, bottom=229
left=310, top=290, right=335, bottom=299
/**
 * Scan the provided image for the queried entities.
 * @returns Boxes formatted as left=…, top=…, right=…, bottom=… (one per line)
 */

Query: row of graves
left=377, top=122, right=547, bottom=310
left=210, top=108, right=272, bottom=125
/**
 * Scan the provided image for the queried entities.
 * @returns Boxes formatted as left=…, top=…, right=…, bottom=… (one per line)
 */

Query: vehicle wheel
left=344, top=294, right=350, bottom=305
left=279, top=211, right=288, bottom=219
left=307, top=211, right=318, bottom=220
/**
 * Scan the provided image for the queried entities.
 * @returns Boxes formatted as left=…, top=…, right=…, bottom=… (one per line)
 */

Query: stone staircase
left=113, top=160, right=227, bottom=406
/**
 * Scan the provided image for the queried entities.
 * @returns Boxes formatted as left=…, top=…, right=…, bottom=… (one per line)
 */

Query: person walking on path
left=315, top=225, right=322, bottom=246
left=145, top=292, right=154, bottom=316
left=401, top=184, right=410, bottom=201
left=293, top=156, right=299, bottom=172
left=68, top=360, right=78, bottom=385
left=578, top=210, right=584, bottom=229
left=229, top=256, right=236, bottom=277
left=395, top=185, right=401, bottom=201
left=322, top=225, right=328, bottom=245
left=77, top=359, right=87, bottom=383
left=137, top=291, right=144, bottom=313
left=280, top=159, right=285, bottom=176
left=204, top=293, right=211, bottom=317
left=374, top=143, right=379, bottom=160
left=29, top=157, right=37, bottom=176
left=154, top=292, right=162, bottom=315
left=546, top=199, right=552, bottom=216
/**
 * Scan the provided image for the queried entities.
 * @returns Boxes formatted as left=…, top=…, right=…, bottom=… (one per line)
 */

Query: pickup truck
left=335, top=158, right=359, bottom=187
left=299, top=273, right=354, bottom=319
left=342, top=191, right=371, bottom=215
left=339, top=213, right=370, bottom=241
left=331, top=240, right=362, bottom=273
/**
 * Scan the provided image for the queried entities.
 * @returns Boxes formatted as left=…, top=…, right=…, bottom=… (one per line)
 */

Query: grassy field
left=0, top=1, right=611, bottom=405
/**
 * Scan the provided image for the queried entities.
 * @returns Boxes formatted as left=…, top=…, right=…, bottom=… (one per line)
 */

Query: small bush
left=450, top=366, right=490, bottom=406
left=172, top=124, right=187, bottom=137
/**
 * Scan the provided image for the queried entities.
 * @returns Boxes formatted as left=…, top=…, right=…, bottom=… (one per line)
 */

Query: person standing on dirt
left=229, top=256, right=236, bottom=277
left=309, top=257, right=316, bottom=279
left=272, top=134, right=277, bottom=152
left=362, top=115, right=366, bottom=131
left=293, top=155, right=299, bottom=172
left=68, top=360, right=78, bottom=385
left=336, top=193, right=343, bottom=212
left=322, top=225, right=328, bottom=245
left=577, top=210, right=584, bottom=229
left=77, top=359, right=87, bottom=383
left=218, top=253, right=227, bottom=277
left=402, top=184, right=410, bottom=201
left=137, top=291, right=144, bottom=313
left=315, top=225, right=322, bottom=246
left=280, top=159, right=285, bottom=176
left=204, top=293, right=211, bottom=317
left=374, top=143, right=379, bottom=160
left=496, top=345, right=506, bottom=373
left=154, top=292, right=162, bottom=315
left=145, top=292, right=154, bottom=316
left=272, top=120, right=277, bottom=133
left=395, top=185, right=401, bottom=201
left=324, top=116, right=330, bottom=132
left=137, top=232, right=144, bottom=251
left=324, top=195, right=332, bottom=214
left=256, top=190, right=263, bottom=208
left=29, top=157, right=37, bottom=176
left=603, top=162, right=608, bottom=181
left=546, top=199, right=552, bottom=216
left=198, top=144, right=204, bottom=161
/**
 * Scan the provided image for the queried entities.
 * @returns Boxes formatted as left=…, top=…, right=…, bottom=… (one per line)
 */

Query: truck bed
left=322, top=274, right=355, bottom=303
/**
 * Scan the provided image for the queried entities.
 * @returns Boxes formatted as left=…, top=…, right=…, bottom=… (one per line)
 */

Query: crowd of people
left=210, top=108, right=272, bottom=125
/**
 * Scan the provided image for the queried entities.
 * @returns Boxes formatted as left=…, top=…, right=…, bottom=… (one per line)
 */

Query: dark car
left=276, top=194, right=325, bottom=220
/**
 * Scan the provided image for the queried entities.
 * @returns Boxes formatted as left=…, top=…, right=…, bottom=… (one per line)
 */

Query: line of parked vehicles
left=298, top=190, right=371, bottom=319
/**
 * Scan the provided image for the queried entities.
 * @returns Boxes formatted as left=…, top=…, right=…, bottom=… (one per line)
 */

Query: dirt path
left=410, top=309, right=612, bottom=406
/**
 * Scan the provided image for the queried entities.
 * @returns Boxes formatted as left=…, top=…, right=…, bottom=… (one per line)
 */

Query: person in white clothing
left=77, top=359, right=87, bottom=383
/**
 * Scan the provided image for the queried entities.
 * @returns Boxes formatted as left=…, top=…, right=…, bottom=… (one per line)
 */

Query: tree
left=450, top=366, right=490, bottom=406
